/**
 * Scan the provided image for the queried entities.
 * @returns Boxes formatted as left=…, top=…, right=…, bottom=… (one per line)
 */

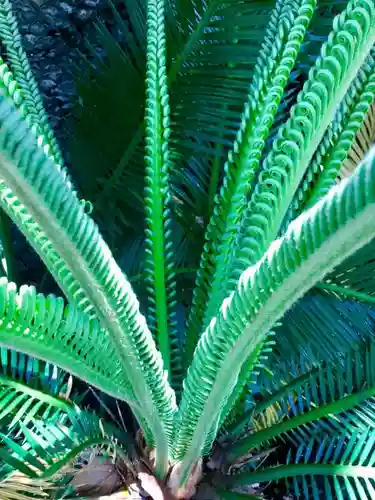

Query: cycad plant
left=0, top=0, right=373, bottom=498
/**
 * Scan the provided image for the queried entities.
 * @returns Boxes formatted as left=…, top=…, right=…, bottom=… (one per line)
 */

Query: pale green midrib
left=0, top=154, right=171, bottom=478
left=174, top=183, right=375, bottom=485
left=225, top=385, right=375, bottom=461
left=217, top=463, right=375, bottom=487
left=149, top=158, right=171, bottom=374
left=265, top=31, right=375, bottom=254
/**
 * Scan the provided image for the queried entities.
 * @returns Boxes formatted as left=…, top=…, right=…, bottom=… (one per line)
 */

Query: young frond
left=340, top=99, right=375, bottom=179
left=284, top=48, right=375, bottom=227
left=144, top=0, right=181, bottom=392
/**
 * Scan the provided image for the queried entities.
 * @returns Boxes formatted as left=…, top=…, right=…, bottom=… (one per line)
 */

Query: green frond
left=0, top=347, right=78, bottom=405
left=172, top=141, right=375, bottom=486
left=283, top=48, right=375, bottom=227
left=0, top=408, right=129, bottom=480
left=204, top=1, right=375, bottom=427
left=144, top=0, right=180, bottom=392
left=0, top=276, right=132, bottom=402
left=230, top=0, right=375, bottom=285
left=0, top=95, right=175, bottom=477
left=0, top=0, right=64, bottom=169
left=224, top=342, right=375, bottom=462
left=183, top=0, right=317, bottom=370
left=0, top=374, right=72, bottom=432
left=340, top=99, right=375, bottom=179
left=273, top=295, right=375, bottom=363
left=218, top=429, right=375, bottom=499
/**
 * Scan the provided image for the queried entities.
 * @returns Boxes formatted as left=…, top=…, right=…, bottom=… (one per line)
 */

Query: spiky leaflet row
left=144, top=0, right=180, bottom=393
left=284, top=47, right=375, bottom=226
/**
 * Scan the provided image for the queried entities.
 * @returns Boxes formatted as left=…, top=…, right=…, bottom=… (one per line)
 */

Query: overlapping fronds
left=72, top=0, right=278, bottom=248
left=0, top=277, right=131, bottom=402
left=144, top=0, right=180, bottom=391
left=221, top=295, right=375, bottom=446
left=273, top=295, right=375, bottom=361
left=68, top=1, right=146, bottom=223
left=0, top=408, right=128, bottom=480
left=218, top=428, right=375, bottom=499
left=172, top=138, right=375, bottom=484
left=0, top=0, right=375, bottom=496
left=0, top=95, right=176, bottom=476
left=183, top=0, right=317, bottom=369
left=284, top=48, right=375, bottom=225
left=230, top=0, right=375, bottom=285
left=0, top=348, right=66, bottom=395
left=225, top=342, right=375, bottom=462
left=0, top=376, right=71, bottom=427
left=224, top=345, right=320, bottom=439
left=184, top=0, right=375, bottom=448
left=340, top=99, right=375, bottom=179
